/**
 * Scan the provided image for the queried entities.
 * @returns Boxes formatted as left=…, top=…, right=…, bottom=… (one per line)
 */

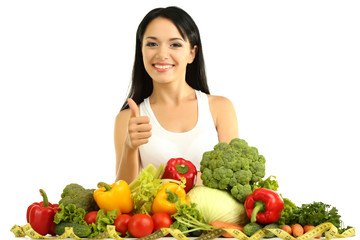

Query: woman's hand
left=126, top=98, right=152, bottom=149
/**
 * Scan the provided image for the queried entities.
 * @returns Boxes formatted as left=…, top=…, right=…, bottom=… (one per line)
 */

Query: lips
left=152, top=63, right=175, bottom=72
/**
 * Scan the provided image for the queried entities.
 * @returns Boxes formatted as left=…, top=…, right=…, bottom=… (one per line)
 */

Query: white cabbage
left=187, top=186, right=248, bottom=226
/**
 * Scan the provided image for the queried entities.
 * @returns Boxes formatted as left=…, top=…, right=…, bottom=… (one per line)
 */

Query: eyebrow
left=145, top=36, right=185, bottom=42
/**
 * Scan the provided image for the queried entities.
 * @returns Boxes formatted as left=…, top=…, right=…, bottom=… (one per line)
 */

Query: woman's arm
left=114, top=109, right=140, bottom=183
left=114, top=99, right=152, bottom=183
left=209, top=95, right=239, bottom=143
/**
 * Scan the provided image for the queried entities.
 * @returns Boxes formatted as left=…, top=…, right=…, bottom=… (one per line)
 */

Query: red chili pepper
left=162, top=158, right=197, bottom=192
left=26, top=189, right=59, bottom=236
left=244, top=188, right=284, bottom=224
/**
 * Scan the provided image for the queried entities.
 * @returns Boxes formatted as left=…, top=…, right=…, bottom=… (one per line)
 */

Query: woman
left=115, top=6, right=238, bottom=184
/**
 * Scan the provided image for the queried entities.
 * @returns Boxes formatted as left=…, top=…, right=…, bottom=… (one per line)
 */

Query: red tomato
left=84, top=211, right=98, bottom=225
left=152, top=212, right=172, bottom=231
left=128, top=214, right=154, bottom=238
left=114, top=214, right=132, bottom=236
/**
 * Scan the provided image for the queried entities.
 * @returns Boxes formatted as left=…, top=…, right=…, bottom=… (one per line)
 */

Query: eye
left=145, top=42, right=157, bottom=47
left=170, top=42, right=182, bottom=48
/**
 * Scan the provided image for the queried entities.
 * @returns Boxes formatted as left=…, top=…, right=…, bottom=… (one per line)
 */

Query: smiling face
left=142, top=17, right=197, bottom=86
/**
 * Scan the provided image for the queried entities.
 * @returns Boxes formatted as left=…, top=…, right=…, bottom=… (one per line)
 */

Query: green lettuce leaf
left=54, top=203, right=87, bottom=225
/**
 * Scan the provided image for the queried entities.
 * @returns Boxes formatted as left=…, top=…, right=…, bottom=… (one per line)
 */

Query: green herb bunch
left=297, top=202, right=343, bottom=229
left=171, top=202, right=215, bottom=236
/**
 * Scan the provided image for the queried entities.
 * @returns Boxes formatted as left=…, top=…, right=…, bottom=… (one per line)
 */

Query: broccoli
left=59, top=183, right=99, bottom=213
left=200, top=138, right=266, bottom=203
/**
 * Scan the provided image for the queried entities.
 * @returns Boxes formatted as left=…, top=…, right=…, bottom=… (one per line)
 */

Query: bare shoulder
left=207, top=94, right=239, bottom=142
left=208, top=95, right=235, bottom=112
left=115, top=109, right=131, bottom=128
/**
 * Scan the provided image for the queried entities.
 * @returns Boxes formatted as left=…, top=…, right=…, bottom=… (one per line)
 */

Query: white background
left=1, top=0, right=359, bottom=239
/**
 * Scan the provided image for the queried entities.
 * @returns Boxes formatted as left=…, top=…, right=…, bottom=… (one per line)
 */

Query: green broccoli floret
left=200, top=138, right=266, bottom=203
left=59, top=183, right=99, bottom=213
left=234, top=169, right=252, bottom=185
left=213, top=167, right=233, bottom=181
left=230, top=184, right=252, bottom=202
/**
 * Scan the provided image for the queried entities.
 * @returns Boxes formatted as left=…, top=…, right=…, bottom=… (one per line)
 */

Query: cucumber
left=243, top=222, right=263, bottom=237
left=264, top=223, right=279, bottom=238
left=189, top=229, right=203, bottom=237
left=54, top=222, right=91, bottom=238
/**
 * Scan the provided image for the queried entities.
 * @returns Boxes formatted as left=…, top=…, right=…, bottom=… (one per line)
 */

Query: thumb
left=127, top=98, right=139, bottom=117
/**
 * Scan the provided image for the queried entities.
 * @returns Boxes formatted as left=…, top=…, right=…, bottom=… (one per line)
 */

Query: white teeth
left=154, top=64, right=173, bottom=69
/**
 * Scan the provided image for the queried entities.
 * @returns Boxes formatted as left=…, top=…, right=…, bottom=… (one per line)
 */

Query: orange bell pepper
left=151, top=183, right=188, bottom=215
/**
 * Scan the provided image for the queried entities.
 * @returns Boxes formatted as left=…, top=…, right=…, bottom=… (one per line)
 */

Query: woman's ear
left=188, top=45, right=198, bottom=64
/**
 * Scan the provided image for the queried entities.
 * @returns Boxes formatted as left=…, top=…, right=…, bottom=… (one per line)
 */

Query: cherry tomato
left=128, top=214, right=154, bottom=238
left=114, top=214, right=132, bottom=236
left=84, top=211, right=98, bottom=225
left=152, top=212, right=172, bottom=231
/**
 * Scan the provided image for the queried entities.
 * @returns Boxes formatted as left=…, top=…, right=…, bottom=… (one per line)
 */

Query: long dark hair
left=120, top=6, right=209, bottom=111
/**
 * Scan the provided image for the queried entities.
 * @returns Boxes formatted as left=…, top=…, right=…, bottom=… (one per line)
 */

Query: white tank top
left=139, top=90, right=219, bottom=171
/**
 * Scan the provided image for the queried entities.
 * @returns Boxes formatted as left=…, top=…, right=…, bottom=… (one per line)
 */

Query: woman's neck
left=150, top=81, right=195, bottom=106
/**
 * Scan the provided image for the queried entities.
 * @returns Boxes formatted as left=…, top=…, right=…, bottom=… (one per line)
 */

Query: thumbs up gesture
left=126, top=98, right=152, bottom=149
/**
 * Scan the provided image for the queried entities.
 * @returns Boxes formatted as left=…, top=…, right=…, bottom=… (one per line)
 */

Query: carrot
left=304, top=225, right=321, bottom=239
left=291, top=224, right=304, bottom=237
left=281, top=225, right=292, bottom=235
left=209, top=221, right=244, bottom=238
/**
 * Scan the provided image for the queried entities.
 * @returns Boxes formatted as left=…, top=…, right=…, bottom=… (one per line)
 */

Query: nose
left=156, top=45, right=169, bottom=60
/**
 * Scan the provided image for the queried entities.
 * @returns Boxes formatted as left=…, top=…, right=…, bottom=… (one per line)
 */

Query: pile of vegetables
left=15, top=139, right=355, bottom=240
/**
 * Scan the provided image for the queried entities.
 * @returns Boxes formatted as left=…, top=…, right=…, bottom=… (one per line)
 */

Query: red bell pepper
left=26, top=189, right=59, bottom=236
left=244, top=188, right=284, bottom=224
left=162, top=158, right=197, bottom=192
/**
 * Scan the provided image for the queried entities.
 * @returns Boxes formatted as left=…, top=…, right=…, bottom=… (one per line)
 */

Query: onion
left=187, top=186, right=248, bottom=226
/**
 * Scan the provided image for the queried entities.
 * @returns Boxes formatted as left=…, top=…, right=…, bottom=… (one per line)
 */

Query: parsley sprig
left=297, top=202, right=343, bottom=230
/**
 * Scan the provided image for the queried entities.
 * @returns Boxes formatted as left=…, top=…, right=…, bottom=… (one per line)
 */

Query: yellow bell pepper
left=151, top=182, right=188, bottom=215
left=94, top=180, right=133, bottom=215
